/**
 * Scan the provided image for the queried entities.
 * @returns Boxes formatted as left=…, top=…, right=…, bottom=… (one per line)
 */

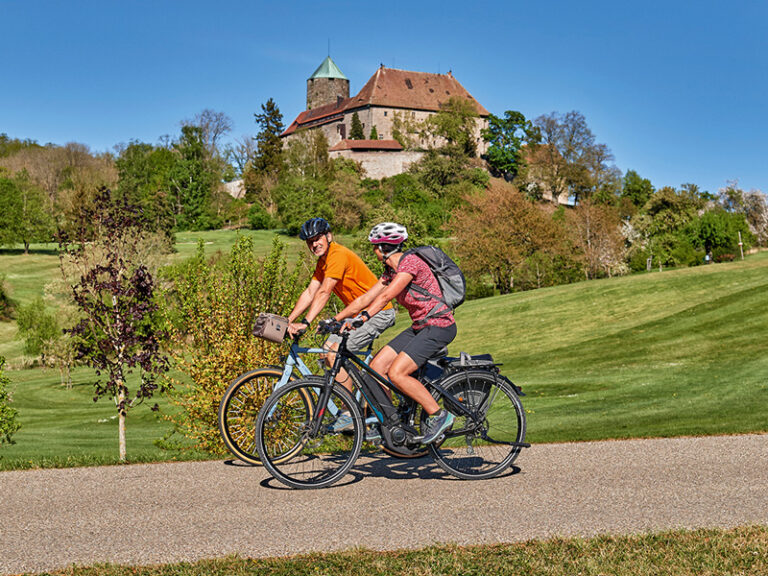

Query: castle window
left=384, top=111, right=388, bottom=117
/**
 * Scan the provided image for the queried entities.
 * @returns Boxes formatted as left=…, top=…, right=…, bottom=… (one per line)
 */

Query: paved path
left=2, top=434, right=767, bottom=575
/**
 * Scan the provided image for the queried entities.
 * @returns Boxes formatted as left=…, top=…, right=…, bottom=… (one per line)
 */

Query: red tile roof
left=282, top=66, right=488, bottom=137
left=329, top=139, right=404, bottom=151
left=351, top=67, right=489, bottom=116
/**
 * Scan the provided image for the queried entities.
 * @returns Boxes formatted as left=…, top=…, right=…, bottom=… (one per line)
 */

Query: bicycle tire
left=424, top=369, right=526, bottom=480
left=218, top=367, right=311, bottom=465
left=256, top=376, right=364, bottom=489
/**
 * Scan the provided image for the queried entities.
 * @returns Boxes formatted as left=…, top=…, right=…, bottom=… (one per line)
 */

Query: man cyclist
left=287, top=217, right=396, bottom=429
left=331, top=222, right=456, bottom=444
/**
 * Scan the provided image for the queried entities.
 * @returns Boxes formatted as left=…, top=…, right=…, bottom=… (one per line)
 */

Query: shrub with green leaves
left=15, top=297, right=59, bottom=363
left=161, top=235, right=308, bottom=453
left=0, top=356, right=21, bottom=446
left=0, top=274, right=13, bottom=321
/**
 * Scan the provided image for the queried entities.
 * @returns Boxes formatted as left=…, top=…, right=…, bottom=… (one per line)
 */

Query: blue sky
left=2, top=0, right=766, bottom=195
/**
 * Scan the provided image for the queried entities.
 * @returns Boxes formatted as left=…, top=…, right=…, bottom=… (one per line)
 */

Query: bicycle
left=254, top=319, right=530, bottom=489
left=218, top=332, right=427, bottom=465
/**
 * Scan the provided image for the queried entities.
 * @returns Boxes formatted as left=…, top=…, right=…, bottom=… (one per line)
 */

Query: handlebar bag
left=252, top=313, right=289, bottom=343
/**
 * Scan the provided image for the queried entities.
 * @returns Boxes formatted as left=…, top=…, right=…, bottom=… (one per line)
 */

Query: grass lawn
left=1, top=232, right=767, bottom=469
left=29, top=525, right=768, bottom=576
left=0, top=366, right=205, bottom=469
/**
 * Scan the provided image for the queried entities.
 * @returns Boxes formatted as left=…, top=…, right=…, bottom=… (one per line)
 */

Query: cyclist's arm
left=359, top=272, right=412, bottom=320
left=288, top=278, right=322, bottom=323
left=333, top=278, right=387, bottom=321
left=303, top=275, right=339, bottom=324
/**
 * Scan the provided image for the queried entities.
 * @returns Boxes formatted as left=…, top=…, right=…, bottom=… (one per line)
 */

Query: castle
left=281, top=56, right=490, bottom=179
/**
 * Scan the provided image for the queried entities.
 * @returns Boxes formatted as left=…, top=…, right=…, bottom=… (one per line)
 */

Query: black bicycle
left=254, top=320, right=529, bottom=489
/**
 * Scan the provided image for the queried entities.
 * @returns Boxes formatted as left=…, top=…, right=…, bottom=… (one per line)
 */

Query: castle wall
left=329, top=149, right=425, bottom=179
left=356, top=107, right=488, bottom=155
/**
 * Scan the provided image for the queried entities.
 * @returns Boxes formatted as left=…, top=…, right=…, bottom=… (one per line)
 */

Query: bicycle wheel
left=218, top=368, right=310, bottom=465
left=256, top=376, right=364, bottom=489
left=424, top=369, right=526, bottom=480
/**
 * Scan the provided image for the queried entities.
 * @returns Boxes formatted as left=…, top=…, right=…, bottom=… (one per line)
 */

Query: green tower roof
left=309, top=56, right=348, bottom=80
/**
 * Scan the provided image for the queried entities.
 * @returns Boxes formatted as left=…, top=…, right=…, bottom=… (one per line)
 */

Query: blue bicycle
left=218, top=335, right=428, bottom=464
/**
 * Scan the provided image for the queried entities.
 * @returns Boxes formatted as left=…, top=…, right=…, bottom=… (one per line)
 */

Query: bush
left=161, top=235, right=308, bottom=454
left=0, top=356, right=21, bottom=445
left=0, top=274, right=13, bottom=321
left=247, top=203, right=272, bottom=230
left=15, top=297, right=59, bottom=364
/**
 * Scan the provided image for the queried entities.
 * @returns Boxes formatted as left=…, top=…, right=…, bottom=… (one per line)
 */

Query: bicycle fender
left=500, top=374, right=525, bottom=396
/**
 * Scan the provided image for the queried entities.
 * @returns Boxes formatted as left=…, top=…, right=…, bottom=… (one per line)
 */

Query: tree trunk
left=118, top=389, right=127, bottom=461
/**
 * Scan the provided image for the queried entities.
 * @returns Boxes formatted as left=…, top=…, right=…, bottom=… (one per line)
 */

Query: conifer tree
left=350, top=112, right=365, bottom=140
left=369, top=125, right=379, bottom=140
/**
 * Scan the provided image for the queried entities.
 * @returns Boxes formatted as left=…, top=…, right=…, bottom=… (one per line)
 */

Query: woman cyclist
left=332, top=222, right=456, bottom=444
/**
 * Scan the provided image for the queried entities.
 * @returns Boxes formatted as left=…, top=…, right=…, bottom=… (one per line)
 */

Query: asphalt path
left=2, top=433, right=767, bottom=575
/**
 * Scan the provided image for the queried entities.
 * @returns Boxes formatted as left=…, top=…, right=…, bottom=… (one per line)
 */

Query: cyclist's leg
left=388, top=324, right=457, bottom=415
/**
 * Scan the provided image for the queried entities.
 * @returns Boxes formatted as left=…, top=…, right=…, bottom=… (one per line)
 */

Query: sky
left=2, top=0, right=767, bottom=195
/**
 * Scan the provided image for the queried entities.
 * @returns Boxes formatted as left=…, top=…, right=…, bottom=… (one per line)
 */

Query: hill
left=452, top=250, right=768, bottom=442
left=0, top=235, right=766, bottom=468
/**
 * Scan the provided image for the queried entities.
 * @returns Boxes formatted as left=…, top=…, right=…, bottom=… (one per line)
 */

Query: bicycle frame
left=309, top=330, right=478, bottom=441
left=268, top=337, right=374, bottom=419
left=271, top=337, right=372, bottom=385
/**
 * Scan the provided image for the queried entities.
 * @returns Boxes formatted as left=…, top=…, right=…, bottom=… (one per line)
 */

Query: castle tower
left=306, top=56, right=349, bottom=109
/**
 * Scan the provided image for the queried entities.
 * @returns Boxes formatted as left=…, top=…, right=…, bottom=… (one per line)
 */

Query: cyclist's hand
left=287, top=322, right=308, bottom=337
left=317, top=318, right=342, bottom=335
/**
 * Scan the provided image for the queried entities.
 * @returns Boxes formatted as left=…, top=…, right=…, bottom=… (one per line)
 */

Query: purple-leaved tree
left=59, top=188, right=168, bottom=461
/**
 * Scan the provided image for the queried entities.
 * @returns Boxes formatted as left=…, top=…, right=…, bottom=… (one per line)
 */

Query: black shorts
left=386, top=323, right=457, bottom=368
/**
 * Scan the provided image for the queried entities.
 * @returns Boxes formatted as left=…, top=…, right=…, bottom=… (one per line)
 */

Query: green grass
left=450, top=251, right=768, bottom=443
left=33, top=525, right=768, bottom=576
left=1, top=231, right=768, bottom=469
left=0, top=367, right=207, bottom=470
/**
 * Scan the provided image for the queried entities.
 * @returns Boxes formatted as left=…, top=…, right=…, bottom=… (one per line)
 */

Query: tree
left=423, top=97, right=479, bottom=157
left=0, top=356, right=21, bottom=446
left=568, top=200, right=626, bottom=279
left=482, top=110, right=540, bottom=180
left=59, top=188, right=169, bottom=461
left=688, top=209, right=753, bottom=259
left=170, top=125, right=218, bottom=230
left=116, top=142, right=177, bottom=237
left=632, top=186, right=702, bottom=268
left=718, top=181, right=768, bottom=245
left=0, top=172, right=54, bottom=252
left=450, top=181, right=570, bottom=293
left=530, top=111, right=619, bottom=203
left=187, top=109, right=233, bottom=161
left=369, top=125, right=379, bottom=140
left=622, top=170, right=655, bottom=209
left=252, top=98, right=285, bottom=176
left=350, top=112, right=365, bottom=140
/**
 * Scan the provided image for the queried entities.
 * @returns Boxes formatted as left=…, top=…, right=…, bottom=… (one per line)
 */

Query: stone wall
left=306, top=77, right=350, bottom=109
left=359, top=107, right=488, bottom=155
left=329, top=149, right=425, bottom=179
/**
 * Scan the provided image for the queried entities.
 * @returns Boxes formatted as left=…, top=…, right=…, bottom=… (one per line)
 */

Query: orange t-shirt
left=313, top=242, right=393, bottom=310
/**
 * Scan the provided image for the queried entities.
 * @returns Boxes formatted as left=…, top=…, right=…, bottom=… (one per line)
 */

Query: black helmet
left=299, top=217, right=331, bottom=240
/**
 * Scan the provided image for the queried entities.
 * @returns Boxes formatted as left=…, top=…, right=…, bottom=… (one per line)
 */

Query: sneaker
left=365, top=424, right=382, bottom=443
left=420, top=409, right=455, bottom=444
left=327, top=412, right=354, bottom=433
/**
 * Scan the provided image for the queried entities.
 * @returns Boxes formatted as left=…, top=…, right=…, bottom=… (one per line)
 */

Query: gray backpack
left=404, top=246, right=466, bottom=321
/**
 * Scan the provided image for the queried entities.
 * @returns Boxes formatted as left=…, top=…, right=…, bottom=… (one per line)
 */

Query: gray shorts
left=326, top=308, right=396, bottom=353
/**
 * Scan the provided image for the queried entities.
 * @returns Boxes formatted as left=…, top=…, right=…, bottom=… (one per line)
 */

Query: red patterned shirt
left=382, top=253, right=455, bottom=328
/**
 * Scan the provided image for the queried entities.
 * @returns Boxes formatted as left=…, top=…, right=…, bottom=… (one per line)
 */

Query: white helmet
left=368, top=222, right=408, bottom=245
